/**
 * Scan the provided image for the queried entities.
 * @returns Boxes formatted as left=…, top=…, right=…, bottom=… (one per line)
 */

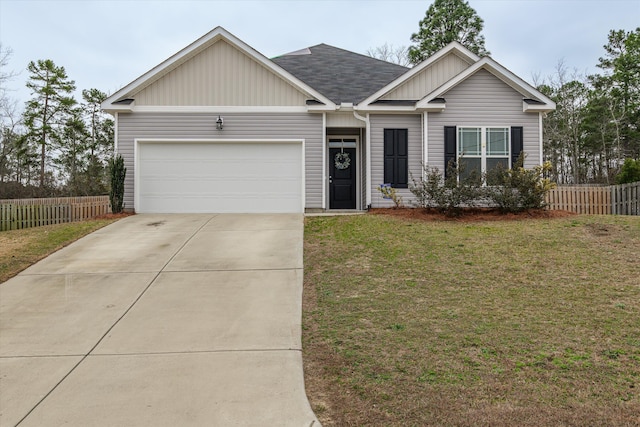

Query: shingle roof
left=272, top=44, right=408, bottom=104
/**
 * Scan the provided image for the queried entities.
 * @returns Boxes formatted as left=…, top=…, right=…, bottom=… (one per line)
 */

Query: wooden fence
left=545, top=181, right=639, bottom=215
left=0, top=196, right=111, bottom=231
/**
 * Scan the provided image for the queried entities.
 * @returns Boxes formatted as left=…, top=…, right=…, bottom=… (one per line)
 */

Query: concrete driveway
left=0, top=214, right=320, bottom=426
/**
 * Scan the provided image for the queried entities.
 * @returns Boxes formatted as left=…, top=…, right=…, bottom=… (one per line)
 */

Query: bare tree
left=367, top=43, right=411, bottom=67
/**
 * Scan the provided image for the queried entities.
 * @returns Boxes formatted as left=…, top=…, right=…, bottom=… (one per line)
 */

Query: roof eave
left=356, top=105, right=418, bottom=113
left=523, top=101, right=556, bottom=113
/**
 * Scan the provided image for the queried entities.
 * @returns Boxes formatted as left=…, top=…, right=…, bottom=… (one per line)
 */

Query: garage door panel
left=138, top=142, right=303, bottom=213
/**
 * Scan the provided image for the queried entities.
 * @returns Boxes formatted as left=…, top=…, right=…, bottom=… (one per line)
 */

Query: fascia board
left=356, top=105, right=417, bottom=113
left=101, top=26, right=336, bottom=111
left=358, top=41, right=480, bottom=108
left=523, top=102, right=556, bottom=113
left=416, top=57, right=556, bottom=110
left=102, top=103, right=134, bottom=114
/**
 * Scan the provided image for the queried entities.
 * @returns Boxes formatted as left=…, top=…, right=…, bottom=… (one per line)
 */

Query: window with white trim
left=457, top=127, right=510, bottom=180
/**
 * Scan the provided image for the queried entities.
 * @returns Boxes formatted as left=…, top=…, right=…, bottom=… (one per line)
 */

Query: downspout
left=353, top=110, right=371, bottom=208
left=539, top=112, right=544, bottom=167
left=114, top=112, right=119, bottom=154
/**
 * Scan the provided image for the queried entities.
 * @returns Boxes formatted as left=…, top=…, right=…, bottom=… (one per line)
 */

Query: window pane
left=459, top=157, right=481, bottom=182
left=487, top=157, right=509, bottom=172
left=458, top=128, right=480, bottom=155
left=487, top=128, right=509, bottom=156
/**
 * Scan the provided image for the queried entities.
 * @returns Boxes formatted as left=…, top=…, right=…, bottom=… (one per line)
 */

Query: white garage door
left=137, top=141, right=303, bottom=213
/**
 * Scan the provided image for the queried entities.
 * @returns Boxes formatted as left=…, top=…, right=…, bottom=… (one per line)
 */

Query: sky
left=0, top=0, right=638, bottom=110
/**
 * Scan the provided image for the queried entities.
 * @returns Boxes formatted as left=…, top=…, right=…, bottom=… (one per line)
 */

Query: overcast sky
left=1, top=0, right=638, bottom=110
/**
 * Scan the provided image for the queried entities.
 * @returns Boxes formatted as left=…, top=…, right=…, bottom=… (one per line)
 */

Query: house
left=101, top=26, right=555, bottom=213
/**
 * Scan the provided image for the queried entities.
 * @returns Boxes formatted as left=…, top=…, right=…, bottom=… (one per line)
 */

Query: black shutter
left=444, top=126, right=457, bottom=178
left=396, top=129, right=408, bottom=187
left=383, top=129, right=409, bottom=188
left=384, top=129, right=395, bottom=184
left=511, top=126, right=523, bottom=168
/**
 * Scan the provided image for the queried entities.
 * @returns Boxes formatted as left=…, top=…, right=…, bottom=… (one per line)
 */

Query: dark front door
left=329, top=147, right=356, bottom=209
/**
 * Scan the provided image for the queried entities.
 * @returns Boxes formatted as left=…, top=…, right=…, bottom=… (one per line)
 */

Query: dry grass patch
left=303, top=213, right=640, bottom=426
left=0, top=219, right=121, bottom=283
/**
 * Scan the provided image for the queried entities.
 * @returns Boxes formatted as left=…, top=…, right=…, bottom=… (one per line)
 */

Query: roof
left=272, top=44, right=408, bottom=104
left=101, top=26, right=554, bottom=114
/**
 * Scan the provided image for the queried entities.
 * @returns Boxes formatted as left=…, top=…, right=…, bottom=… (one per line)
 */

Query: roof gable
left=102, top=27, right=335, bottom=112
left=272, top=44, right=408, bottom=104
left=416, top=57, right=556, bottom=112
left=380, top=51, right=472, bottom=101
left=359, top=41, right=479, bottom=108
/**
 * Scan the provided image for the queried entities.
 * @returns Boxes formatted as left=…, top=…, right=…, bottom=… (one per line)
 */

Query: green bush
left=108, top=155, right=126, bottom=214
left=615, top=158, right=640, bottom=184
left=409, top=159, right=482, bottom=216
left=484, top=153, right=555, bottom=213
left=377, top=184, right=404, bottom=208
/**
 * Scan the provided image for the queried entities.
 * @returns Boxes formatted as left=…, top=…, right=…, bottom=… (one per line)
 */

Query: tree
left=81, top=88, right=113, bottom=194
left=0, top=44, right=17, bottom=185
left=594, top=28, right=640, bottom=159
left=408, top=0, right=489, bottom=64
left=23, top=59, right=76, bottom=188
left=366, top=43, right=411, bottom=67
left=538, top=62, right=589, bottom=184
left=54, top=109, right=89, bottom=195
left=615, top=158, right=640, bottom=184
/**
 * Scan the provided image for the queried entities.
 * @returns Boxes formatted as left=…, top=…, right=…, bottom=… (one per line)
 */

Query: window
left=444, top=126, right=523, bottom=180
left=383, top=129, right=408, bottom=188
left=457, top=127, right=510, bottom=179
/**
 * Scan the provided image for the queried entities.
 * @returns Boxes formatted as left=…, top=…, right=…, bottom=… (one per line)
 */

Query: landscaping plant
left=108, top=154, right=126, bottom=213
left=377, top=184, right=404, bottom=208
left=484, top=153, right=556, bottom=213
left=409, top=159, right=482, bottom=215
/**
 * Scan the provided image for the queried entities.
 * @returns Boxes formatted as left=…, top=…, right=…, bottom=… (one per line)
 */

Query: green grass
left=303, top=213, right=640, bottom=426
left=0, top=219, right=120, bottom=283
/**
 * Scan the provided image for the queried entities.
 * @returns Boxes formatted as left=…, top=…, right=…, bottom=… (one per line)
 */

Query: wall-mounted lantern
left=216, top=115, right=224, bottom=130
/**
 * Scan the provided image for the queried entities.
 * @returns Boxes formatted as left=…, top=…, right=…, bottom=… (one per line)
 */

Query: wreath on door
left=334, top=152, right=351, bottom=170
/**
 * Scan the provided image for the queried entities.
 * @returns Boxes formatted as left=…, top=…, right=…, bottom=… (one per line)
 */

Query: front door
left=329, top=146, right=357, bottom=209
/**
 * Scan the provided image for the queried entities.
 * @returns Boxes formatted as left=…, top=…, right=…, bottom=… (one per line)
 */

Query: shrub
left=409, top=159, right=482, bottom=215
left=377, top=184, right=404, bottom=208
left=615, top=158, right=640, bottom=184
left=484, top=153, right=555, bottom=213
left=108, top=155, right=126, bottom=213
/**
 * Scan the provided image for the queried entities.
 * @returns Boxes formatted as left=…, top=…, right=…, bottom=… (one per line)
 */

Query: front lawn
left=303, top=212, right=640, bottom=426
left=0, top=219, right=120, bottom=283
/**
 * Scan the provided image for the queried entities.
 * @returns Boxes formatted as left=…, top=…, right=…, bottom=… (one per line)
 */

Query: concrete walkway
left=0, top=214, right=320, bottom=426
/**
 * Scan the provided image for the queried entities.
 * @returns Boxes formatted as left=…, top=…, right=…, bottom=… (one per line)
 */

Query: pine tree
left=23, top=59, right=76, bottom=188
left=408, top=0, right=489, bottom=64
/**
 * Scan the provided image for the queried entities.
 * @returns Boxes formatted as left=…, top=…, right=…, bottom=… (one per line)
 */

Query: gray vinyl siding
left=428, top=69, right=540, bottom=171
left=117, top=112, right=323, bottom=211
left=370, top=114, right=422, bottom=208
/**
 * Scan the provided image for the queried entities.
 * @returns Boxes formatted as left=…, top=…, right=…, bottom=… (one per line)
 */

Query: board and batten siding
left=370, top=114, right=422, bottom=208
left=117, top=112, right=323, bottom=211
left=134, top=40, right=309, bottom=106
left=427, top=69, right=541, bottom=171
left=381, top=53, right=471, bottom=101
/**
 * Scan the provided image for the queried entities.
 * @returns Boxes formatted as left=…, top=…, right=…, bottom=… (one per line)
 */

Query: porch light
left=216, top=115, right=224, bottom=130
